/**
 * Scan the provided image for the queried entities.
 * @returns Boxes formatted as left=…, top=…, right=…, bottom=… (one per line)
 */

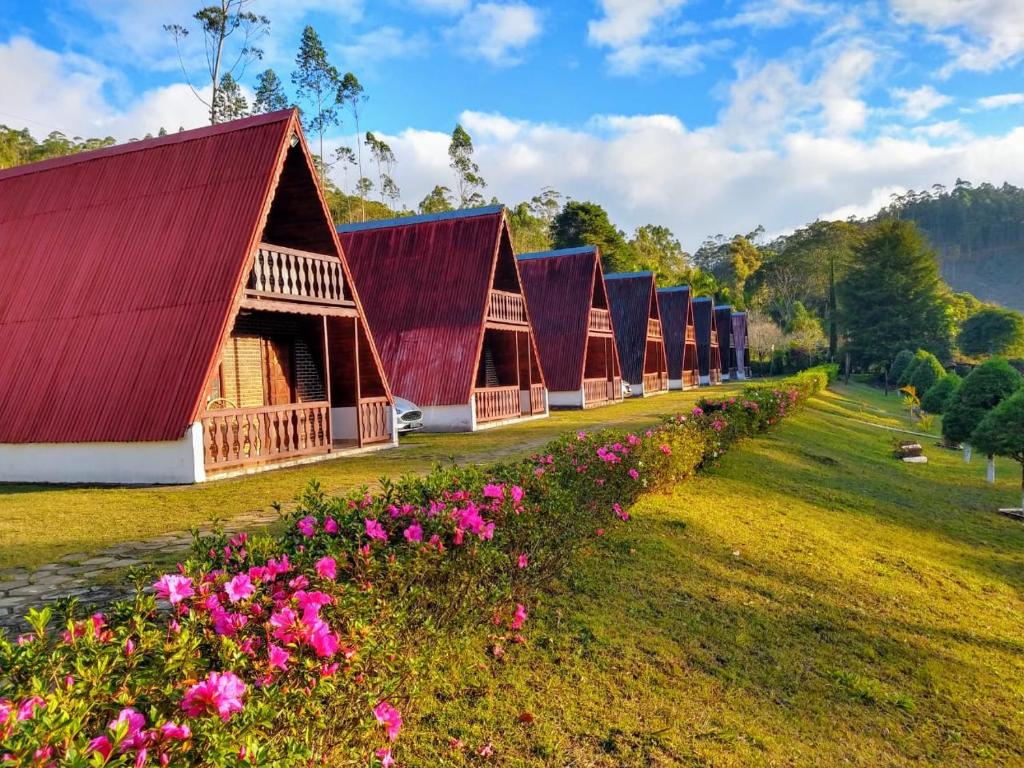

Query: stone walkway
left=0, top=508, right=280, bottom=633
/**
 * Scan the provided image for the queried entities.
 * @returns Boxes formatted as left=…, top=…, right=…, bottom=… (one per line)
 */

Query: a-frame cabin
left=693, top=297, right=723, bottom=386
left=715, top=305, right=736, bottom=381
left=657, top=286, right=700, bottom=390
left=518, top=246, right=624, bottom=409
left=731, top=312, right=750, bottom=380
left=605, top=272, right=668, bottom=397
left=0, top=110, right=396, bottom=484
left=338, top=206, right=548, bottom=432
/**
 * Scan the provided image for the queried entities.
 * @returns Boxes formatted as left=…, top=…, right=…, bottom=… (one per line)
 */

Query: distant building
left=715, top=305, right=736, bottom=381
left=604, top=272, right=669, bottom=397
left=693, top=298, right=723, bottom=386
left=732, top=312, right=750, bottom=380
left=657, top=286, right=700, bottom=390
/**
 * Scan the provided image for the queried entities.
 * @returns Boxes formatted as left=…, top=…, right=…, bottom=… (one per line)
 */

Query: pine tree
left=550, top=200, right=633, bottom=274
left=292, top=26, right=339, bottom=179
left=212, top=73, right=248, bottom=123
left=838, top=220, right=954, bottom=368
left=971, top=390, right=1024, bottom=509
left=253, top=69, right=288, bottom=114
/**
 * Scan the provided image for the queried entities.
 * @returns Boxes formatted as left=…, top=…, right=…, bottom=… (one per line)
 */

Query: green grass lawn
left=0, top=387, right=740, bottom=570
left=404, top=382, right=1024, bottom=766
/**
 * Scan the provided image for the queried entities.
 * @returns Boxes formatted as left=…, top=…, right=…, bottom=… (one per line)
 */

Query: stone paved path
left=0, top=508, right=280, bottom=633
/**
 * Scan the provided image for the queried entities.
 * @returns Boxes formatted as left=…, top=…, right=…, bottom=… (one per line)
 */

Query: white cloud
left=715, top=0, right=831, bottom=30
left=587, top=0, right=725, bottom=74
left=0, top=36, right=209, bottom=139
left=891, top=0, right=1024, bottom=75
left=891, top=85, right=953, bottom=121
left=977, top=93, right=1024, bottom=109
left=445, top=2, right=543, bottom=66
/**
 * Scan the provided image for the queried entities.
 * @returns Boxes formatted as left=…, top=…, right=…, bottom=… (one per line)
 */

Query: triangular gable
left=606, top=272, right=658, bottom=384
left=0, top=111, right=297, bottom=443
left=657, top=287, right=693, bottom=380
left=339, top=207, right=507, bottom=405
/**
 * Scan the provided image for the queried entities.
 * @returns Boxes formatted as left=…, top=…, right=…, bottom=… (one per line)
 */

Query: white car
left=395, top=396, right=424, bottom=433
left=622, top=381, right=633, bottom=398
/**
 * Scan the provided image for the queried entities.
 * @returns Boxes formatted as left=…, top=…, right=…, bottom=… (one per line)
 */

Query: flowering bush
left=0, top=368, right=831, bottom=766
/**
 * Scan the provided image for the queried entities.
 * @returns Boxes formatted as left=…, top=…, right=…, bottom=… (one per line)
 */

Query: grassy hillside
left=403, top=383, right=1024, bottom=766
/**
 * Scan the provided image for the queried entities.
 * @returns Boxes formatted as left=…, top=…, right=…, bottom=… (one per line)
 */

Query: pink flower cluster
left=85, top=706, right=191, bottom=765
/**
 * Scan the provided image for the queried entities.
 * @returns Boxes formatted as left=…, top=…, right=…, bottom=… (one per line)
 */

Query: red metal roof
left=518, top=246, right=617, bottom=392
left=693, top=298, right=720, bottom=378
left=657, top=286, right=696, bottom=380
left=731, top=312, right=748, bottom=369
left=339, top=207, right=531, bottom=406
left=605, top=272, right=660, bottom=385
left=0, top=109, right=385, bottom=443
left=715, top=306, right=734, bottom=375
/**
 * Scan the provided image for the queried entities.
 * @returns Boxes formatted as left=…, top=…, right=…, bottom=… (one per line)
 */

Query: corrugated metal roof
left=519, top=247, right=618, bottom=392
left=339, top=208, right=538, bottom=406
left=693, top=297, right=720, bottom=378
left=715, top=306, right=734, bottom=375
left=337, top=205, right=503, bottom=233
left=0, top=110, right=299, bottom=443
left=657, top=286, right=696, bottom=380
left=731, top=312, right=748, bottom=367
left=0, top=109, right=392, bottom=444
left=605, top=272, right=660, bottom=384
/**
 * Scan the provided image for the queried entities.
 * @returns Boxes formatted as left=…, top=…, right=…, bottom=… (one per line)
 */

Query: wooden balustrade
left=474, top=386, right=521, bottom=423
left=589, top=308, right=612, bottom=333
left=202, top=401, right=331, bottom=471
left=529, top=383, right=546, bottom=415
left=647, top=318, right=662, bottom=338
left=247, top=243, right=347, bottom=305
left=683, top=369, right=698, bottom=388
left=583, top=377, right=622, bottom=405
left=643, top=372, right=665, bottom=393
left=487, top=290, right=528, bottom=325
left=358, top=397, right=392, bottom=445
left=686, top=325, right=696, bottom=342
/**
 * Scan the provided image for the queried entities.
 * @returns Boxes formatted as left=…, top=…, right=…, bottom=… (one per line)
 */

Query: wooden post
left=322, top=316, right=332, bottom=445
left=354, top=319, right=363, bottom=448
left=883, top=366, right=889, bottom=397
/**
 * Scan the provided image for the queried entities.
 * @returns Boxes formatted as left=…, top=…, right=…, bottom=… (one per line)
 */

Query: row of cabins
left=0, top=111, right=747, bottom=485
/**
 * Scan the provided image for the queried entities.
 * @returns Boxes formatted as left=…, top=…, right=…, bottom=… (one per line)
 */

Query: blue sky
left=3, top=0, right=1024, bottom=248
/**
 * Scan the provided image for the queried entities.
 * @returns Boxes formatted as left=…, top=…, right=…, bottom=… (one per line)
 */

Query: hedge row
left=0, top=366, right=834, bottom=767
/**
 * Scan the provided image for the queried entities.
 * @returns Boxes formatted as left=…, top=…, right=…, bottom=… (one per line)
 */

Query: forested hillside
left=880, top=181, right=1024, bottom=311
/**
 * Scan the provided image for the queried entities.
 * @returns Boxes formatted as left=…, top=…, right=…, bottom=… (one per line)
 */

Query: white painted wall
left=0, top=423, right=206, bottom=485
left=331, top=407, right=358, bottom=439
left=667, top=378, right=683, bottom=391
left=548, top=389, right=585, bottom=409
left=419, top=403, right=476, bottom=432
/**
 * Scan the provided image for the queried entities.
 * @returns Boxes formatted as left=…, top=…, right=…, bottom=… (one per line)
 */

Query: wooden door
left=263, top=337, right=295, bottom=405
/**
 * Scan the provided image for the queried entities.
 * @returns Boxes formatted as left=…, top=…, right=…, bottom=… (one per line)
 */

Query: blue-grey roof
left=692, top=296, right=714, bottom=303
left=714, top=304, right=734, bottom=311
left=336, top=204, right=504, bottom=233
left=517, top=245, right=597, bottom=261
left=604, top=270, right=654, bottom=280
left=657, top=285, right=692, bottom=293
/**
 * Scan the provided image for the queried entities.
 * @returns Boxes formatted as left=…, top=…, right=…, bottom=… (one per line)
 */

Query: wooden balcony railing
left=643, top=372, right=666, bottom=393
left=202, top=401, right=331, bottom=471
left=589, top=308, right=612, bottom=333
left=528, top=383, right=546, bottom=415
left=583, top=377, right=622, bottom=405
left=647, top=318, right=662, bottom=338
left=710, top=369, right=723, bottom=384
left=685, top=325, right=696, bottom=343
left=683, top=369, right=698, bottom=388
left=358, top=397, right=392, bottom=445
left=711, top=331, right=718, bottom=346
left=475, top=386, right=520, bottom=423
left=487, top=290, right=528, bottom=325
left=247, top=243, right=348, bottom=305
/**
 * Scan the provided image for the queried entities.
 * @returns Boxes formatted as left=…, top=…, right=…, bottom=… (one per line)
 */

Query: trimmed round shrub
left=942, top=358, right=1023, bottom=445
left=908, top=351, right=945, bottom=397
left=921, top=372, right=961, bottom=414
left=889, top=349, right=915, bottom=382
left=898, top=350, right=927, bottom=387
left=971, top=389, right=1024, bottom=508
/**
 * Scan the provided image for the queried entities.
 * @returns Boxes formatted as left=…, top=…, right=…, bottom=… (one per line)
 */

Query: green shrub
left=907, top=351, right=945, bottom=398
left=942, top=358, right=1023, bottom=445
left=920, top=372, right=961, bottom=414
left=889, top=349, right=915, bottom=382
left=0, top=369, right=832, bottom=765
left=971, top=389, right=1024, bottom=508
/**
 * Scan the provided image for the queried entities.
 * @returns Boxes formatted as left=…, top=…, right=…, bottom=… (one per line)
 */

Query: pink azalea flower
left=596, top=528, right=605, bottom=536
left=134, top=748, right=148, bottom=767
left=124, top=638, right=136, bottom=657
left=87, top=736, right=113, bottom=760
left=511, top=603, right=528, bottom=630
left=324, top=517, right=339, bottom=534
left=308, top=622, right=340, bottom=658
left=160, top=722, right=191, bottom=741
left=482, top=483, right=504, bottom=499
left=404, top=522, right=423, bottom=543
left=517, top=553, right=528, bottom=569
left=16, top=696, right=44, bottom=722
left=297, top=516, right=316, bottom=538
left=479, top=743, right=494, bottom=757
left=691, top=406, right=704, bottom=416
left=365, top=518, right=388, bottom=541
left=315, top=556, right=337, bottom=581
left=181, top=671, right=246, bottom=722
left=376, top=748, right=395, bottom=767
left=268, top=644, right=290, bottom=670
left=628, top=468, right=640, bottom=480
left=613, top=503, right=630, bottom=522
left=224, top=573, right=255, bottom=603
left=154, top=574, right=194, bottom=605
left=510, top=485, right=524, bottom=505
left=660, top=444, right=672, bottom=455
left=373, top=701, right=403, bottom=741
